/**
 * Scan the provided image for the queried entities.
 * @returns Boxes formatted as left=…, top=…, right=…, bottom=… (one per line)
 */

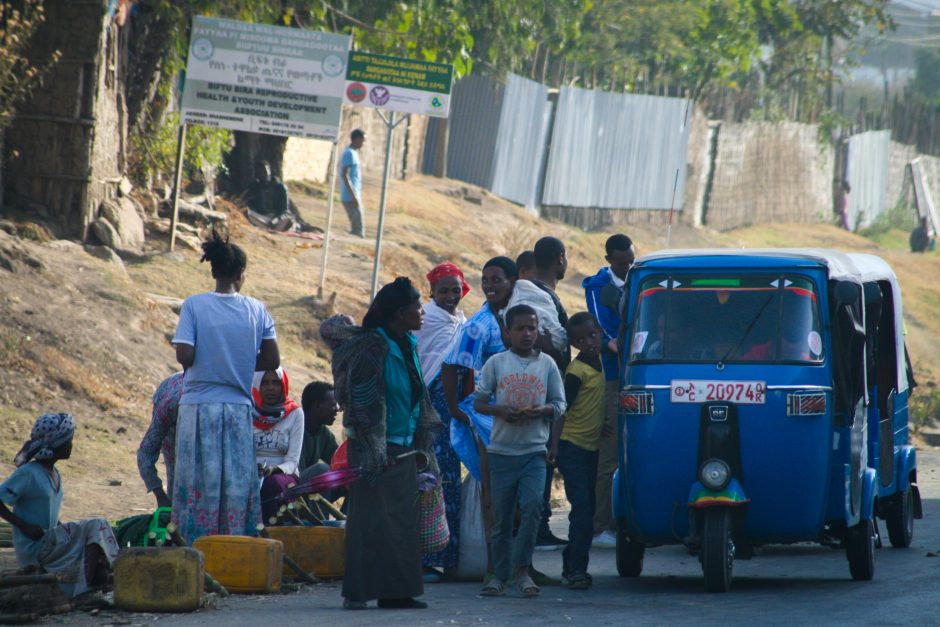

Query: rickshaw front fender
left=612, top=468, right=626, bottom=519
left=897, top=445, right=917, bottom=491
left=859, top=468, right=877, bottom=521
left=687, top=478, right=750, bottom=509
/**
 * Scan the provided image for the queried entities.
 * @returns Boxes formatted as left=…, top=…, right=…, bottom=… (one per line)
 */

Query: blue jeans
left=488, top=451, right=546, bottom=582
left=556, top=439, right=598, bottom=576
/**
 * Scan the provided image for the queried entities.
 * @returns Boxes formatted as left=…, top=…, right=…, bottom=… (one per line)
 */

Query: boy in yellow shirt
left=549, top=312, right=606, bottom=589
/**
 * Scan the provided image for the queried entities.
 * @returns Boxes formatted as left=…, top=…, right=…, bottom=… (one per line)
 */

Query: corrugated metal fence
left=542, top=88, right=691, bottom=210
left=845, top=130, right=891, bottom=231
left=428, top=75, right=691, bottom=213
left=490, top=75, right=552, bottom=208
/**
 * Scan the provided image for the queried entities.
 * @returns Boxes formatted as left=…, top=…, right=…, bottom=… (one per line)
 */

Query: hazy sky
left=894, top=0, right=940, bottom=14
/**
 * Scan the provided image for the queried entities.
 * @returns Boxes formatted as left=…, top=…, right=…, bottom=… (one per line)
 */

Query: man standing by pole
left=341, top=129, right=366, bottom=238
left=583, top=234, right=636, bottom=548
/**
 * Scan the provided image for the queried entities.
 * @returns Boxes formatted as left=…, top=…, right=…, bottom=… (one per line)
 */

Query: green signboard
left=343, top=51, right=453, bottom=117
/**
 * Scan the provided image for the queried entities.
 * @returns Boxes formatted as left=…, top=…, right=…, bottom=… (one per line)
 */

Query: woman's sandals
left=516, top=575, right=540, bottom=597
left=479, top=579, right=507, bottom=597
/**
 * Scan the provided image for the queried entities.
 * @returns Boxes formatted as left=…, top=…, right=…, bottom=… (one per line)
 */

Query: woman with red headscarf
left=414, top=262, right=470, bottom=580
left=252, top=367, right=304, bottom=523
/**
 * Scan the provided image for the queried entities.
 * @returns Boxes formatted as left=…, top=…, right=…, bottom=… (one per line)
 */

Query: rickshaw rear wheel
left=846, top=518, right=875, bottom=581
left=701, top=509, right=733, bottom=593
left=885, top=488, right=914, bottom=548
left=615, top=520, right=645, bottom=577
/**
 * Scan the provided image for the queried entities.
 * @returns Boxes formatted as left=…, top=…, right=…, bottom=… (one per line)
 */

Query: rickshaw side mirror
left=600, top=283, right=622, bottom=310
left=834, top=280, right=860, bottom=306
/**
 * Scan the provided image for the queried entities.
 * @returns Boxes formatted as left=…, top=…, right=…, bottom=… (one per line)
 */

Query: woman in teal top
left=332, top=277, right=440, bottom=610
left=0, top=413, right=119, bottom=598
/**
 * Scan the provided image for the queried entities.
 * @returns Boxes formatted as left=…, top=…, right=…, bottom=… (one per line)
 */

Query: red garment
left=251, top=367, right=300, bottom=430
left=426, top=262, right=471, bottom=298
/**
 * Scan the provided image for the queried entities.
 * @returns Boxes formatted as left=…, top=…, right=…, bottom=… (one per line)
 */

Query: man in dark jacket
left=582, top=233, right=636, bottom=547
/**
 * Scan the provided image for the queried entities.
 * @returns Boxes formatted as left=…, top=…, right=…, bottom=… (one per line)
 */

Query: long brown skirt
left=342, top=443, right=423, bottom=603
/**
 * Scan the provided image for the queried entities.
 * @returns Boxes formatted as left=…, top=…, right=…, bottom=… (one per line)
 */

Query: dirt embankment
left=1, top=173, right=938, bottom=520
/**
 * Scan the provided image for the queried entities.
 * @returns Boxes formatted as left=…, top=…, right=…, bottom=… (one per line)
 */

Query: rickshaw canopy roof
left=633, top=248, right=907, bottom=393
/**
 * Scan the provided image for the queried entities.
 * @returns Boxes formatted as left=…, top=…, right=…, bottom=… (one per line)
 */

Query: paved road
left=62, top=450, right=940, bottom=626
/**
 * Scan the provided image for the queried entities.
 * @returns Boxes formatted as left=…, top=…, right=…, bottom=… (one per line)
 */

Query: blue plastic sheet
left=448, top=394, right=494, bottom=481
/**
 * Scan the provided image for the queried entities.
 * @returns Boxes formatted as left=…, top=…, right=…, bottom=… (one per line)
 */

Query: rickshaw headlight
left=700, top=459, right=731, bottom=491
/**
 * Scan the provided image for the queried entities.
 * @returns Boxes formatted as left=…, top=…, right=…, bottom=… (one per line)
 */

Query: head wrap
left=319, top=313, right=356, bottom=350
left=251, top=367, right=301, bottom=430
left=427, top=262, right=471, bottom=298
left=14, top=413, right=75, bottom=467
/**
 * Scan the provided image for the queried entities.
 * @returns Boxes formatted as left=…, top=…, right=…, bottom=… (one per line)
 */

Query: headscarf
left=251, top=367, right=301, bottom=430
left=427, top=262, right=471, bottom=298
left=319, top=313, right=356, bottom=350
left=14, top=413, right=76, bottom=467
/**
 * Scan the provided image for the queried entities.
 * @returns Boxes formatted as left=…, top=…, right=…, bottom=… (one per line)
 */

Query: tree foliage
left=128, top=0, right=895, bottom=183
left=0, top=0, right=59, bottom=133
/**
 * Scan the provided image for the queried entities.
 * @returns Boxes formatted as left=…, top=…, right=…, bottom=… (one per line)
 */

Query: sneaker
left=535, top=531, right=568, bottom=551
left=592, top=530, right=617, bottom=548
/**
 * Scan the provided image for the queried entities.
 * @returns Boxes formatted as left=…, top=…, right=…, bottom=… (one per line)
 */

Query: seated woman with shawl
left=413, top=262, right=470, bottom=579
left=0, top=413, right=119, bottom=598
left=332, top=277, right=440, bottom=610
left=252, top=367, right=304, bottom=524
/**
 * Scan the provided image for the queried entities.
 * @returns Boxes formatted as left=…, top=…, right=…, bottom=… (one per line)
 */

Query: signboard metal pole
left=370, top=110, right=397, bottom=299
left=168, top=122, right=188, bottom=252
left=317, top=139, right=341, bottom=298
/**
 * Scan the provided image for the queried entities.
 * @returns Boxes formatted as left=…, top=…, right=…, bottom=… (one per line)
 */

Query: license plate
left=670, top=380, right=766, bottom=404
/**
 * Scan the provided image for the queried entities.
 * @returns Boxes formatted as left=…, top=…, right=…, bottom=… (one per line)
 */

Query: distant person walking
left=172, top=230, right=280, bottom=544
left=583, top=234, right=636, bottom=547
left=910, top=216, right=935, bottom=253
left=341, top=129, right=367, bottom=237
left=835, top=180, right=851, bottom=231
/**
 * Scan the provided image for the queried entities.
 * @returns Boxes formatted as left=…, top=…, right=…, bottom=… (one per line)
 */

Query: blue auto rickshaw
left=612, top=249, right=921, bottom=592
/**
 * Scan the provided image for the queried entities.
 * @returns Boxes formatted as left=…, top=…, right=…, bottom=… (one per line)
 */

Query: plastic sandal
left=517, top=575, right=540, bottom=597
left=479, top=579, right=507, bottom=596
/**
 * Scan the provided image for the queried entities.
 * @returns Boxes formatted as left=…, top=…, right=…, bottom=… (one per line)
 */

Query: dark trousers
left=556, top=439, right=598, bottom=576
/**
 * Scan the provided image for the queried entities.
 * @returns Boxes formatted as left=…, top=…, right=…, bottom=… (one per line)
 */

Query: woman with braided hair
left=171, top=230, right=280, bottom=544
left=332, top=277, right=440, bottom=610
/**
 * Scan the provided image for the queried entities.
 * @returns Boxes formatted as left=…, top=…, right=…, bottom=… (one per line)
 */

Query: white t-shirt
left=253, top=408, right=304, bottom=476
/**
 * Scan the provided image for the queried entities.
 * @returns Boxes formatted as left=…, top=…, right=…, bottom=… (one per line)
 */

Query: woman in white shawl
left=414, top=262, right=469, bottom=580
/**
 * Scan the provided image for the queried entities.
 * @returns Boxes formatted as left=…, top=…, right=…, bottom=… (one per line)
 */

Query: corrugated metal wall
left=541, top=87, right=691, bottom=210
left=846, top=130, right=891, bottom=230
left=441, top=74, right=504, bottom=189
left=489, top=74, right=553, bottom=208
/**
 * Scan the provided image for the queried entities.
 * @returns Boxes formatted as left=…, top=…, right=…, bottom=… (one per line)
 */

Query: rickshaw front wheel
left=885, top=488, right=914, bottom=548
left=845, top=518, right=875, bottom=581
left=615, top=519, right=645, bottom=578
left=701, top=509, right=734, bottom=593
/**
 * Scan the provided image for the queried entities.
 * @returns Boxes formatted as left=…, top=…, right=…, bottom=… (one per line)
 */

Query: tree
left=0, top=0, right=59, bottom=209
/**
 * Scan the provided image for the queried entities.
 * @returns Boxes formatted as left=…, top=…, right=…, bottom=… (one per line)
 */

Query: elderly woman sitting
left=0, top=413, right=119, bottom=598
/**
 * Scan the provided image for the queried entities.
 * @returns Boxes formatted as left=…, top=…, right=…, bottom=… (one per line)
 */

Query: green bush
left=910, top=387, right=940, bottom=434
left=858, top=200, right=918, bottom=238
left=130, top=112, right=232, bottom=186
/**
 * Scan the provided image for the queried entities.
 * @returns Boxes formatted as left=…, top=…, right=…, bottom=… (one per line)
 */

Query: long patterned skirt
left=171, top=403, right=261, bottom=544
left=422, top=376, right=462, bottom=569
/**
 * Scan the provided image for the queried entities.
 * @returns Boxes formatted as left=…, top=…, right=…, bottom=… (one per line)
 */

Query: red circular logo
left=346, top=82, right=367, bottom=103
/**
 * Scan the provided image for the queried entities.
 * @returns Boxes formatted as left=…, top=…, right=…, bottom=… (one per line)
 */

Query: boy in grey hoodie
left=474, top=304, right=566, bottom=597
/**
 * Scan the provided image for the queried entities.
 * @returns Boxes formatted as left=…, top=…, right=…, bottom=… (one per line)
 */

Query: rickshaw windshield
left=629, top=274, right=824, bottom=364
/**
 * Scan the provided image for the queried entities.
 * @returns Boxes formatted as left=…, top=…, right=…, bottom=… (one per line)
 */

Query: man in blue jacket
left=582, top=233, right=636, bottom=547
